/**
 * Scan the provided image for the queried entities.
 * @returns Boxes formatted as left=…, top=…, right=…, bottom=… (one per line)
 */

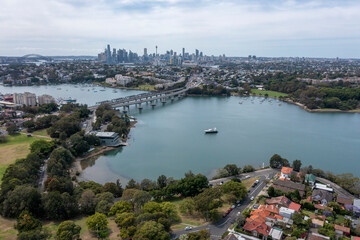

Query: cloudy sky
left=0, top=0, right=359, bottom=57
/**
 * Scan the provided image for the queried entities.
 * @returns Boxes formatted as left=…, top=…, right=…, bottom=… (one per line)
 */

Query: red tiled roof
left=259, top=204, right=279, bottom=214
left=243, top=220, right=271, bottom=236
left=281, top=167, right=293, bottom=174
left=336, top=195, right=353, bottom=206
left=334, top=224, right=350, bottom=234
left=289, top=202, right=301, bottom=212
left=314, top=204, right=326, bottom=210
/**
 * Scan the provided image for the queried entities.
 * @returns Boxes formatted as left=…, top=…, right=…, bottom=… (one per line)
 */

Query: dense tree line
left=188, top=84, right=231, bottom=96
left=20, top=102, right=58, bottom=115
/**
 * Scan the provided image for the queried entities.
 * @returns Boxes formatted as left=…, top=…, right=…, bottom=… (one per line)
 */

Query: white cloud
left=0, top=0, right=359, bottom=57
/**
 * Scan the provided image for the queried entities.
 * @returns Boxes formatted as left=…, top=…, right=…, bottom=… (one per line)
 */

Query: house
left=336, top=195, right=353, bottom=206
left=351, top=237, right=360, bottom=240
left=266, top=196, right=291, bottom=208
left=243, top=220, right=271, bottom=237
left=288, top=202, right=301, bottom=212
left=308, top=233, right=330, bottom=240
left=305, top=174, right=316, bottom=185
left=334, top=224, right=350, bottom=236
left=279, top=207, right=295, bottom=219
left=312, top=219, right=324, bottom=228
left=281, top=167, right=293, bottom=179
left=269, top=227, right=283, bottom=240
left=353, top=199, right=360, bottom=216
left=312, top=189, right=333, bottom=206
left=273, top=179, right=305, bottom=197
left=222, top=233, right=245, bottom=240
left=313, top=183, right=334, bottom=193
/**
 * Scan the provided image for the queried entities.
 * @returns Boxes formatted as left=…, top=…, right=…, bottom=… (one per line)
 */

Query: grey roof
left=312, top=189, right=333, bottom=202
left=273, top=179, right=305, bottom=191
left=95, top=132, right=118, bottom=137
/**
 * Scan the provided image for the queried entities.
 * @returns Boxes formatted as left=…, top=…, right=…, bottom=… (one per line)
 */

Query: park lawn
left=170, top=197, right=207, bottom=231
left=251, top=89, right=288, bottom=98
left=302, top=210, right=316, bottom=217
left=0, top=216, right=17, bottom=240
left=335, top=215, right=345, bottom=225
left=242, top=177, right=260, bottom=190
left=135, top=85, right=155, bottom=91
left=31, top=129, right=50, bottom=137
left=0, top=133, right=51, bottom=183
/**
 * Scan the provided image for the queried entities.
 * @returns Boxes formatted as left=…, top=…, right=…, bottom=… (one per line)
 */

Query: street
left=173, top=169, right=278, bottom=239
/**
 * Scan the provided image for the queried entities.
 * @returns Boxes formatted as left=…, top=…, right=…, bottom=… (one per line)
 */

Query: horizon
left=1, top=0, right=360, bottom=58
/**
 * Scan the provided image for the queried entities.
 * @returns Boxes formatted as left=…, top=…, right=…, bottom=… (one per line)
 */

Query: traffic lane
left=173, top=176, right=268, bottom=237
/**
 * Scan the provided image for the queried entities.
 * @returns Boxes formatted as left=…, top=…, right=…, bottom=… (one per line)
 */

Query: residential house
left=312, top=219, right=325, bottom=228
left=281, top=167, right=293, bottom=179
left=269, top=227, right=283, bottom=240
left=313, top=183, right=334, bottom=193
left=273, top=179, right=305, bottom=197
left=351, top=237, right=360, bottom=240
left=266, top=196, right=291, bottom=208
left=243, top=220, right=271, bottom=237
left=334, top=224, right=350, bottom=236
left=336, top=195, right=353, bottom=206
left=305, top=174, right=316, bottom=185
left=279, top=207, right=295, bottom=219
left=308, top=233, right=330, bottom=240
left=312, top=189, right=333, bottom=206
left=288, top=202, right=301, bottom=212
left=222, top=233, right=245, bottom=240
left=353, top=199, right=360, bottom=216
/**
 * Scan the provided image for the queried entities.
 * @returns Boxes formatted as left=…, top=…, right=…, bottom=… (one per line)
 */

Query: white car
left=185, top=226, right=192, bottom=231
left=231, top=205, right=236, bottom=209
left=250, top=196, right=254, bottom=201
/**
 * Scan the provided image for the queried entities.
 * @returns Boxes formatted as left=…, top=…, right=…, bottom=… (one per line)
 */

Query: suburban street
left=172, top=168, right=278, bottom=239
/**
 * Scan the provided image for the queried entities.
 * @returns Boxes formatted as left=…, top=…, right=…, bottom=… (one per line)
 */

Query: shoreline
left=70, top=119, right=138, bottom=180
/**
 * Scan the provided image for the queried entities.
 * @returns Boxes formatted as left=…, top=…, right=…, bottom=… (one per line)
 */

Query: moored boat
left=204, top=128, right=218, bottom=134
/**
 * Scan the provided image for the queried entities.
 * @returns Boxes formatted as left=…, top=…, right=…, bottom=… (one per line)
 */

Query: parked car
left=231, top=205, right=236, bottom=209
left=250, top=196, right=254, bottom=201
left=185, top=226, right=192, bottom=231
left=223, top=213, right=228, bottom=218
left=245, top=175, right=250, bottom=179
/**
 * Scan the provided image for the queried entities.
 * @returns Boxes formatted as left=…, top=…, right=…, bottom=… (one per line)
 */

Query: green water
left=1, top=84, right=359, bottom=184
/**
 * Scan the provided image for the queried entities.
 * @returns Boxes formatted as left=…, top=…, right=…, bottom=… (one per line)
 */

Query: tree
left=86, top=213, right=108, bottom=238
left=108, top=201, right=132, bottom=216
left=79, top=190, right=98, bottom=215
left=133, top=190, right=152, bottom=210
left=157, top=175, right=167, bottom=189
left=269, top=154, right=290, bottom=169
left=6, top=122, right=19, bottom=135
left=224, top=164, right=239, bottom=176
left=126, top=179, right=138, bottom=189
left=103, top=182, right=122, bottom=197
left=292, top=213, right=303, bottom=225
left=1, top=185, right=42, bottom=218
left=56, top=220, right=81, bottom=240
left=194, top=187, right=223, bottom=221
left=178, top=174, right=209, bottom=197
left=179, top=198, right=195, bottom=215
left=292, top=160, right=302, bottom=172
left=134, top=221, right=170, bottom=240
left=15, top=211, right=42, bottom=233
left=222, top=181, right=247, bottom=203
left=187, top=229, right=210, bottom=240
left=17, top=229, right=51, bottom=240
left=242, top=165, right=255, bottom=173
left=30, top=140, right=54, bottom=156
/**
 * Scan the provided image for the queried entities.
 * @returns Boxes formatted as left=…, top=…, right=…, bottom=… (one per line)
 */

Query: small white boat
left=204, top=128, right=218, bottom=134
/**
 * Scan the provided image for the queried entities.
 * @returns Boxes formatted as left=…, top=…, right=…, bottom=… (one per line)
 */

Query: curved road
left=173, top=169, right=278, bottom=239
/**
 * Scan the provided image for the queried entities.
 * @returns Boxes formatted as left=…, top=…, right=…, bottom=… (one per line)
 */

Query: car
left=248, top=190, right=251, bottom=193
left=245, top=175, right=250, bottom=179
left=236, top=200, right=240, bottom=204
left=255, top=179, right=260, bottom=184
left=226, top=209, right=231, bottom=214
left=250, top=196, right=254, bottom=201
left=223, top=213, right=228, bottom=218
left=185, top=226, right=192, bottom=231
left=237, top=203, right=241, bottom=207
left=231, top=205, right=236, bottom=209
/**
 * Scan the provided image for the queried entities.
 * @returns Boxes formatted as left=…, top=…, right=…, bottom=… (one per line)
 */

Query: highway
left=172, top=168, right=278, bottom=239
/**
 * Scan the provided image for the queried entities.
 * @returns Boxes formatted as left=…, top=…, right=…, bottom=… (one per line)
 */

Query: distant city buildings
left=38, top=94, right=55, bottom=105
left=115, top=74, right=134, bottom=86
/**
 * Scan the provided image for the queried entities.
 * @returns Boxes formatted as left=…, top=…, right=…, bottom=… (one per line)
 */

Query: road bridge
left=89, top=87, right=188, bottom=111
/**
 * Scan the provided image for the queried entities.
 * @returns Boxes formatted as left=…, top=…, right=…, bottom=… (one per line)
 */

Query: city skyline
left=1, top=0, right=360, bottom=58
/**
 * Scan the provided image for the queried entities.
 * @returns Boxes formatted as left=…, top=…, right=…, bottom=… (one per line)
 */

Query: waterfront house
left=312, top=189, right=333, bottom=206
left=305, top=174, right=316, bottom=185
left=336, top=195, right=353, bottom=206
left=95, top=132, right=121, bottom=147
left=280, top=167, right=293, bottom=179
left=273, top=179, right=305, bottom=197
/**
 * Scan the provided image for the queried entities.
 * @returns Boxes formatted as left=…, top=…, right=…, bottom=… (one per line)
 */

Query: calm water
left=1, top=84, right=360, bottom=184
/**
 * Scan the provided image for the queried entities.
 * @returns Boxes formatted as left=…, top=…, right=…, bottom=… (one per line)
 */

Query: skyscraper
left=195, top=49, right=199, bottom=59
left=182, top=48, right=185, bottom=60
left=106, top=44, right=112, bottom=64
left=144, top=48, right=148, bottom=57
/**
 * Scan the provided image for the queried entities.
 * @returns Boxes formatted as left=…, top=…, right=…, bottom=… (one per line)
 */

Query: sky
left=0, top=0, right=360, bottom=58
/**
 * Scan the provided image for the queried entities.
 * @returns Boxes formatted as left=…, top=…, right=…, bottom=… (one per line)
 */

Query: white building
left=38, top=94, right=55, bottom=105
left=314, top=183, right=334, bottom=192
left=269, top=228, right=283, bottom=240
left=105, top=78, right=117, bottom=85
left=13, top=92, right=37, bottom=106
left=115, top=74, right=134, bottom=86
left=279, top=207, right=295, bottom=219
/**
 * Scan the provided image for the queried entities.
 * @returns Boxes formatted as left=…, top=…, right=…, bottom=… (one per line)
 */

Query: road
left=316, top=177, right=354, bottom=198
left=173, top=169, right=278, bottom=239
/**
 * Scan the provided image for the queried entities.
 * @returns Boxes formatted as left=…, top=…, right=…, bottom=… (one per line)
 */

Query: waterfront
left=1, top=84, right=360, bottom=184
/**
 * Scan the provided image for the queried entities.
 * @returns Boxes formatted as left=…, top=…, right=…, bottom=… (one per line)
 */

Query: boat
left=204, top=128, right=218, bottom=134
left=62, top=97, right=77, bottom=104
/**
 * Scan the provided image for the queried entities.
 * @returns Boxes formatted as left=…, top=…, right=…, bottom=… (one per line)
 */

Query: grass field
left=251, top=89, right=288, bottom=98
left=242, top=177, right=260, bottom=190
left=0, top=132, right=51, bottom=183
